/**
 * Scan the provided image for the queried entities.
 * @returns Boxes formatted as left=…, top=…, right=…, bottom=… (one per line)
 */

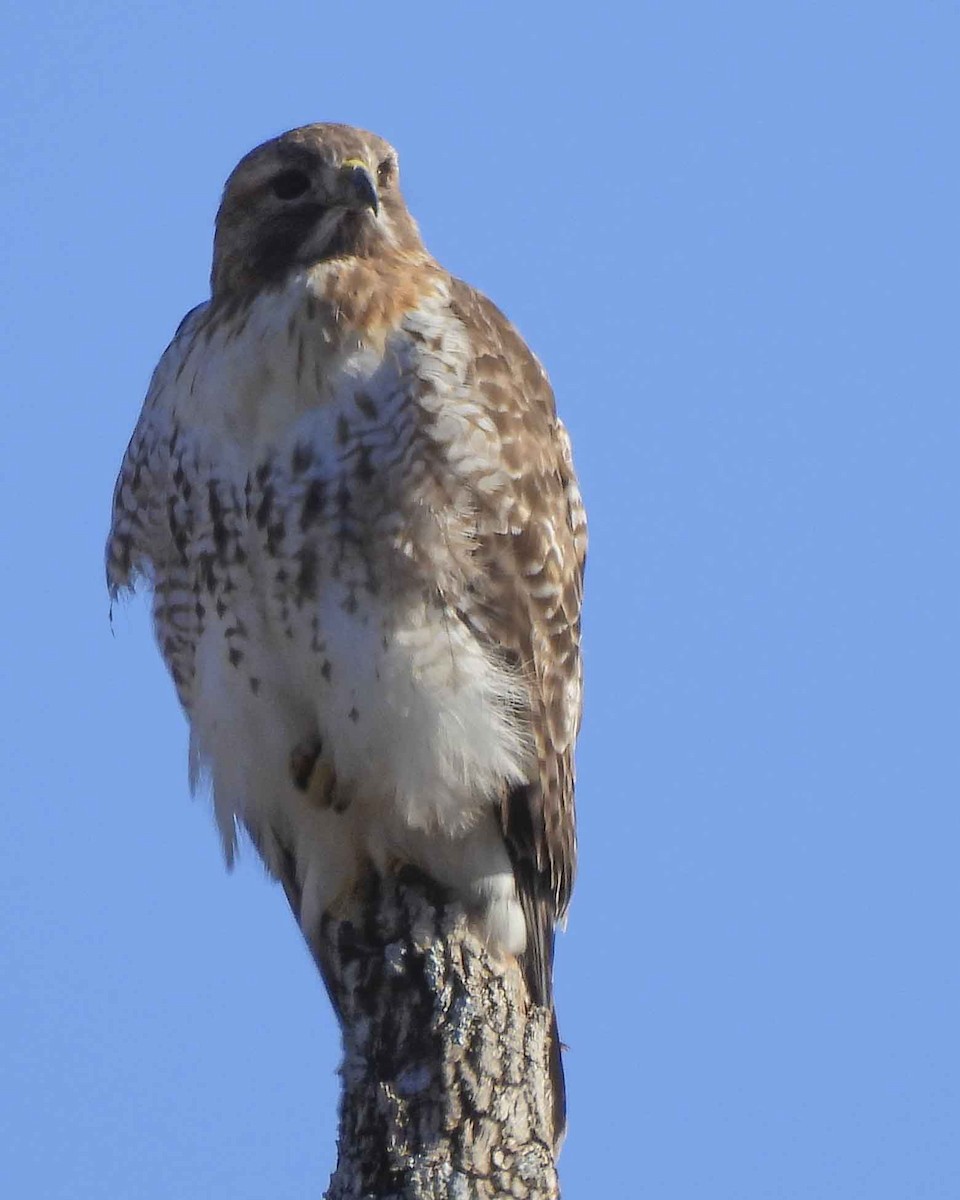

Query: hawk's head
left=211, top=124, right=424, bottom=298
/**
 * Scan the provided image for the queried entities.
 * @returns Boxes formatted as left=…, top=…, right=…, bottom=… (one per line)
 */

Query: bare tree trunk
left=313, top=874, right=561, bottom=1200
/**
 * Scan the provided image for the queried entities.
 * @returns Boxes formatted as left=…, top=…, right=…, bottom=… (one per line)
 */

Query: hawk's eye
left=377, top=158, right=396, bottom=188
left=270, top=169, right=311, bottom=201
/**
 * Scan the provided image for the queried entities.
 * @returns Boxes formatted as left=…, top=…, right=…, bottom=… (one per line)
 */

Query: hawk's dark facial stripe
left=247, top=202, right=329, bottom=284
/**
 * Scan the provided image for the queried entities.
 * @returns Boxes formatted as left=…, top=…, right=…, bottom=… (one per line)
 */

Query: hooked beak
left=341, top=158, right=379, bottom=216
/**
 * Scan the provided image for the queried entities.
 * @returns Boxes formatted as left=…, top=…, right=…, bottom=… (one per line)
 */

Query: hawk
left=106, top=123, right=586, bottom=1139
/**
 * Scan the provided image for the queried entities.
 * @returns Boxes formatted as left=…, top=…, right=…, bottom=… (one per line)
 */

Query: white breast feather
left=129, top=271, right=530, bottom=954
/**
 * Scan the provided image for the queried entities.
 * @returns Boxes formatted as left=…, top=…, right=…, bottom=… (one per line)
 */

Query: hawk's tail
left=514, top=862, right=567, bottom=1149
left=502, top=783, right=568, bottom=1148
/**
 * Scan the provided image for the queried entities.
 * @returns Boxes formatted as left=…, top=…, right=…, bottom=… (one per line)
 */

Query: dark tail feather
left=502, top=783, right=567, bottom=1146
left=514, top=866, right=567, bottom=1147
left=547, top=1005, right=567, bottom=1149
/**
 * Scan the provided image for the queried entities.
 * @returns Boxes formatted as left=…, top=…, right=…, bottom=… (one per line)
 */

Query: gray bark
left=313, top=874, right=561, bottom=1200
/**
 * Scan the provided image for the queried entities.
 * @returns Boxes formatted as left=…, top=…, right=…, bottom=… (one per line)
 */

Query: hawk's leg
left=289, top=734, right=340, bottom=809
left=290, top=734, right=322, bottom=790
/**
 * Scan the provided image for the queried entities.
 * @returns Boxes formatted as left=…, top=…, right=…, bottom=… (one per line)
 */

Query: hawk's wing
left=106, top=304, right=211, bottom=717
left=446, top=279, right=587, bottom=1008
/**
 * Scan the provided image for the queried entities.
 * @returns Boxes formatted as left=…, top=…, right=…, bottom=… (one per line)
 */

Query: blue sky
left=1, top=3, right=957, bottom=1197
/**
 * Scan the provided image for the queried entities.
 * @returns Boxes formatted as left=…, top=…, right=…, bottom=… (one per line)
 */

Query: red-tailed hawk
left=106, top=123, right=586, bottom=1139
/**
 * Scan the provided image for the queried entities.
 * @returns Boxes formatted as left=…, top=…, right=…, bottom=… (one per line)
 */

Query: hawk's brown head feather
left=211, top=123, right=424, bottom=298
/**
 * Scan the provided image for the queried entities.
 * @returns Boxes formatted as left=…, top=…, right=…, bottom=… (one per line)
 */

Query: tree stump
left=314, top=874, right=561, bottom=1200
